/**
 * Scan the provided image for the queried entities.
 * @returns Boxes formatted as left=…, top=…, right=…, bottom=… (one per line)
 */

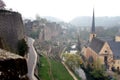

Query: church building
left=82, top=9, right=120, bottom=70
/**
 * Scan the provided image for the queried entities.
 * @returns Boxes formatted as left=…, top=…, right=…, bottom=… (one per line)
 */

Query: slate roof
left=89, top=37, right=120, bottom=59
left=108, top=41, right=120, bottom=59
left=89, top=37, right=105, bottom=53
left=98, top=37, right=113, bottom=42
left=115, top=32, right=120, bottom=36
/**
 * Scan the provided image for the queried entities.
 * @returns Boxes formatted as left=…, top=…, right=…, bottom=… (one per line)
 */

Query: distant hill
left=42, top=16, right=62, bottom=23
left=70, top=16, right=120, bottom=27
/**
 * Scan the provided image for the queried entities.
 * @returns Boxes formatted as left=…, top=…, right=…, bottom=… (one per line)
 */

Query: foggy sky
left=4, top=0, right=120, bottom=22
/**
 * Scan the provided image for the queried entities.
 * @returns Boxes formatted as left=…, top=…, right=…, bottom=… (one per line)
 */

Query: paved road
left=27, top=37, right=37, bottom=80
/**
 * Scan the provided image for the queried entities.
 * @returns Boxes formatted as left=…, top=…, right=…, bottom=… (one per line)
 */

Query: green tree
left=30, top=30, right=39, bottom=39
left=17, top=39, right=28, bottom=56
left=90, top=59, right=108, bottom=80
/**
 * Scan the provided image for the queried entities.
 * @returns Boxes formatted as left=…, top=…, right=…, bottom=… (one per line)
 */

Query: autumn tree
left=0, top=0, right=6, bottom=9
left=63, top=53, right=83, bottom=70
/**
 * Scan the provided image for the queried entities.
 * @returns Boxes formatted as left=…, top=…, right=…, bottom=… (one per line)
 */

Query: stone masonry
left=0, top=10, right=25, bottom=53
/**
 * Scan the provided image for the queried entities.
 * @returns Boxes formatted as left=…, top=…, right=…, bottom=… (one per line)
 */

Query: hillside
left=70, top=16, right=120, bottom=27
left=38, top=52, right=74, bottom=80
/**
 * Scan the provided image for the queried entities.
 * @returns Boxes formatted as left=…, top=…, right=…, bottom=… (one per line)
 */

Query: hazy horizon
left=4, top=0, right=120, bottom=22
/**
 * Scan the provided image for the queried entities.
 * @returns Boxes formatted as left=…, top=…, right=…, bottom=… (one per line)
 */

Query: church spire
left=91, top=8, right=95, bottom=33
left=89, top=8, right=96, bottom=42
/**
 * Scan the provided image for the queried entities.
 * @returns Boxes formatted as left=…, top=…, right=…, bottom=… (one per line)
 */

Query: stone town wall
left=24, top=19, right=62, bottom=42
left=43, top=22, right=62, bottom=41
left=0, top=10, right=25, bottom=53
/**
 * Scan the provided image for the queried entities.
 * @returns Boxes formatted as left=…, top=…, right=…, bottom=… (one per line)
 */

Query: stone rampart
left=0, top=10, right=25, bottom=53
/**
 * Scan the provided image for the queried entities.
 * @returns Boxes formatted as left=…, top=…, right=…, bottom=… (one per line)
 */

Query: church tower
left=89, top=8, right=96, bottom=42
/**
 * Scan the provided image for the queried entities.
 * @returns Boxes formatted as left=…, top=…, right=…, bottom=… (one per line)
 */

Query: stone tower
left=0, top=10, right=25, bottom=53
left=89, top=8, right=96, bottom=42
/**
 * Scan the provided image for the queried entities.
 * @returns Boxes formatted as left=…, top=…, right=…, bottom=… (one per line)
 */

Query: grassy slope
left=39, top=56, right=51, bottom=80
left=50, top=59, right=74, bottom=80
left=39, top=56, right=74, bottom=80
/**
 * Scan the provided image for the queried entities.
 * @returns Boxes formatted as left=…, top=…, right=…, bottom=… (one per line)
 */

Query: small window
left=117, top=67, right=119, bottom=70
left=105, top=50, right=107, bottom=53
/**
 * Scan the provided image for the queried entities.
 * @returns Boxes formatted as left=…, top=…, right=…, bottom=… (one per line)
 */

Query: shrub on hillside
left=17, top=39, right=28, bottom=56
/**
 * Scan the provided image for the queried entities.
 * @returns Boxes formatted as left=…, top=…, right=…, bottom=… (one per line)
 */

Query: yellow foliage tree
left=63, top=53, right=83, bottom=69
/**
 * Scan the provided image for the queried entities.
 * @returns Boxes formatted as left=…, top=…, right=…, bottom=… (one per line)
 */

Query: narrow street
left=27, top=37, right=38, bottom=80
